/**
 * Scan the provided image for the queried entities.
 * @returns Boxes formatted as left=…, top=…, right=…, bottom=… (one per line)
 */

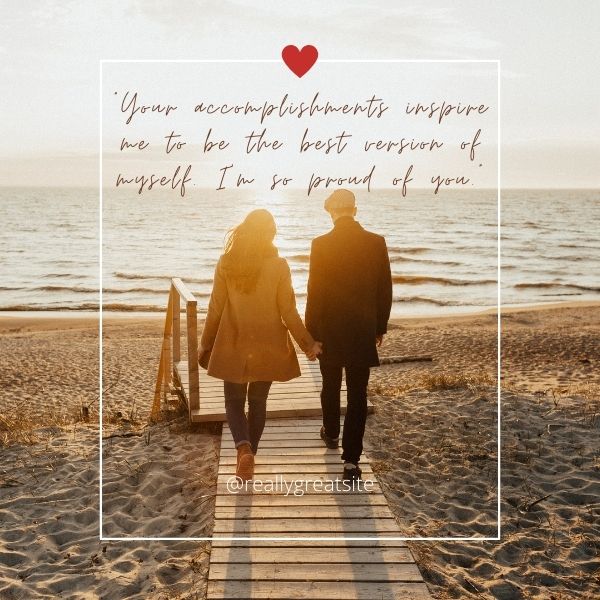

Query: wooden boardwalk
left=207, top=417, right=432, bottom=599
left=154, top=280, right=431, bottom=598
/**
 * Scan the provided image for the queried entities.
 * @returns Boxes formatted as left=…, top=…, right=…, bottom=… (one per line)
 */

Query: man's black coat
left=305, top=216, right=393, bottom=367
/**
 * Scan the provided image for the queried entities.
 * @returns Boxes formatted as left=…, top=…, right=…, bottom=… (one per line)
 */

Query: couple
left=198, top=188, right=393, bottom=482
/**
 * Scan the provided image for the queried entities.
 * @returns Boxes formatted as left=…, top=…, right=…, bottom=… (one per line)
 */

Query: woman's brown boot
left=236, top=443, right=254, bottom=481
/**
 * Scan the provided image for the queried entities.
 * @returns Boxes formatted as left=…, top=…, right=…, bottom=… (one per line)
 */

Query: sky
left=0, top=0, right=598, bottom=188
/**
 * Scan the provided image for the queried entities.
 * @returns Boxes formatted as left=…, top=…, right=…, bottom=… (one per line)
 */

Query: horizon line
left=1, top=184, right=597, bottom=191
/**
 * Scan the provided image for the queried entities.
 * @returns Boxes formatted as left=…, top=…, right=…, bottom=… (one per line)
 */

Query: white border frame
left=99, top=58, right=501, bottom=542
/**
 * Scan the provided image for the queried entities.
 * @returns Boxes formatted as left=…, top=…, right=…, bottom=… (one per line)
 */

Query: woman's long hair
left=221, top=209, right=278, bottom=293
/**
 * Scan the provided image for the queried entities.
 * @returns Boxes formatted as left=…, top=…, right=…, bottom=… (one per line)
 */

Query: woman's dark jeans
left=224, top=381, right=272, bottom=454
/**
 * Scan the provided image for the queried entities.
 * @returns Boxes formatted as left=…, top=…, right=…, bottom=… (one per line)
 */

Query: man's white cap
left=324, top=188, right=356, bottom=212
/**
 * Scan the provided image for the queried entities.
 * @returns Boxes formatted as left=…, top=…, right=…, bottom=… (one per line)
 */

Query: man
left=306, top=188, right=393, bottom=481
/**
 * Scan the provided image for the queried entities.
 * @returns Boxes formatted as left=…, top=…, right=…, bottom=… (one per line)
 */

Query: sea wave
left=392, top=296, right=471, bottom=306
left=388, top=246, right=431, bottom=254
left=522, top=221, right=545, bottom=230
left=514, top=282, right=600, bottom=292
left=33, top=285, right=165, bottom=295
left=0, top=303, right=185, bottom=313
left=393, top=275, right=496, bottom=286
left=31, top=285, right=213, bottom=297
left=558, top=243, right=600, bottom=250
left=389, top=255, right=462, bottom=266
left=540, top=292, right=582, bottom=297
left=114, top=272, right=214, bottom=284
left=101, top=303, right=168, bottom=312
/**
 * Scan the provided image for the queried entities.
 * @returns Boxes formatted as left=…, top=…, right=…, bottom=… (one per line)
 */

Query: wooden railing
left=152, top=278, right=199, bottom=421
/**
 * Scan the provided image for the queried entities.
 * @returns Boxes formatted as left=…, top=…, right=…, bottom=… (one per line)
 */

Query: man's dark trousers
left=320, top=361, right=370, bottom=465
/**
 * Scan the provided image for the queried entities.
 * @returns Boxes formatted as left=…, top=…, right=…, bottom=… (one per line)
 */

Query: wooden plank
left=210, top=538, right=409, bottom=547
left=223, top=430, right=327, bottom=439
left=189, top=387, right=324, bottom=398
left=219, top=447, right=342, bottom=456
left=208, top=562, right=422, bottom=582
left=213, top=494, right=390, bottom=507
left=193, top=397, right=325, bottom=408
left=236, top=424, right=328, bottom=433
left=197, top=390, right=324, bottom=399
left=199, top=387, right=324, bottom=396
left=209, top=546, right=414, bottom=563
left=172, top=276, right=196, bottom=303
left=192, top=408, right=335, bottom=424
left=192, top=402, right=372, bottom=419
left=197, top=377, right=333, bottom=387
left=194, top=374, right=322, bottom=384
left=218, top=464, right=374, bottom=475
left=207, top=581, right=432, bottom=599
left=223, top=439, right=340, bottom=452
left=180, top=361, right=323, bottom=377
left=212, top=518, right=398, bottom=533
left=190, top=371, right=323, bottom=384
left=223, top=432, right=336, bottom=441
left=181, top=363, right=321, bottom=378
left=260, top=419, right=334, bottom=428
left=220, top=439, right=347, bottom=448
left=221, top=458, right=342, bottom=468
left=197, top=391, right=327, bottom=399
left=197, top=386, right=340, bottom=396
left=195, top=372, right=321, bottom=381
left=214, top=506, right=392, bottom=519
left=194, top=383, right=325, bottom=393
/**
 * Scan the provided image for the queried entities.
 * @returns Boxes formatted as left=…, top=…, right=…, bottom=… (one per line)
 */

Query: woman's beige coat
left=199, top=255, right=315, bottom=384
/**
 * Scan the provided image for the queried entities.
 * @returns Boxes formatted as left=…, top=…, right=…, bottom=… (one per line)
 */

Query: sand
left=365, top=388, right=599, bottom=599
left=0, top=423, right=216, bottom=598
left=0, top=302, right=599, bottom=598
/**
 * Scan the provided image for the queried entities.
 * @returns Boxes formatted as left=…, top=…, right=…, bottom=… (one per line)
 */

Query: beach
left=0, top=302, right=599, bottom=598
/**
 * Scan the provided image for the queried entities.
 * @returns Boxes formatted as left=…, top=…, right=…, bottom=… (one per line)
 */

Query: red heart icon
left=281, top=45, right=318, bottom=78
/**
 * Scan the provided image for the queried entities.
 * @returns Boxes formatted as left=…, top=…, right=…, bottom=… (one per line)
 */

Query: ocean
left=1, top=187, right=598, bottom=317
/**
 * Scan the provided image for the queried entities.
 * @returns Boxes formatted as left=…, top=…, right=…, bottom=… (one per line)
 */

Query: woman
left=199, top=209, right=321, bottom=481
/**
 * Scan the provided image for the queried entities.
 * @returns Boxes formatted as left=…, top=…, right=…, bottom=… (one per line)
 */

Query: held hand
left=306, top=341, right=323, bottom=361
left=376, top=334, right=384, bottom=347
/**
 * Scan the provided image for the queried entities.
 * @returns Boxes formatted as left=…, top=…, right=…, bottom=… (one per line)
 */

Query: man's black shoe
left=343, top=463, right=362, bottom=482
left=320, top=426, right=339, bottom=449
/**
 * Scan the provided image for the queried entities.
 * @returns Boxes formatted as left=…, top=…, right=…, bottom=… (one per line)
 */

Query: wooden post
left=172, top=288, right=180, bottom=366
left=152, top=286, right=174, bottom=421
left=186, top=299, right=200, bottom=416
left=162, top=288, right=173, bottom=391
left=155, top=278, right=200, bottom=422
